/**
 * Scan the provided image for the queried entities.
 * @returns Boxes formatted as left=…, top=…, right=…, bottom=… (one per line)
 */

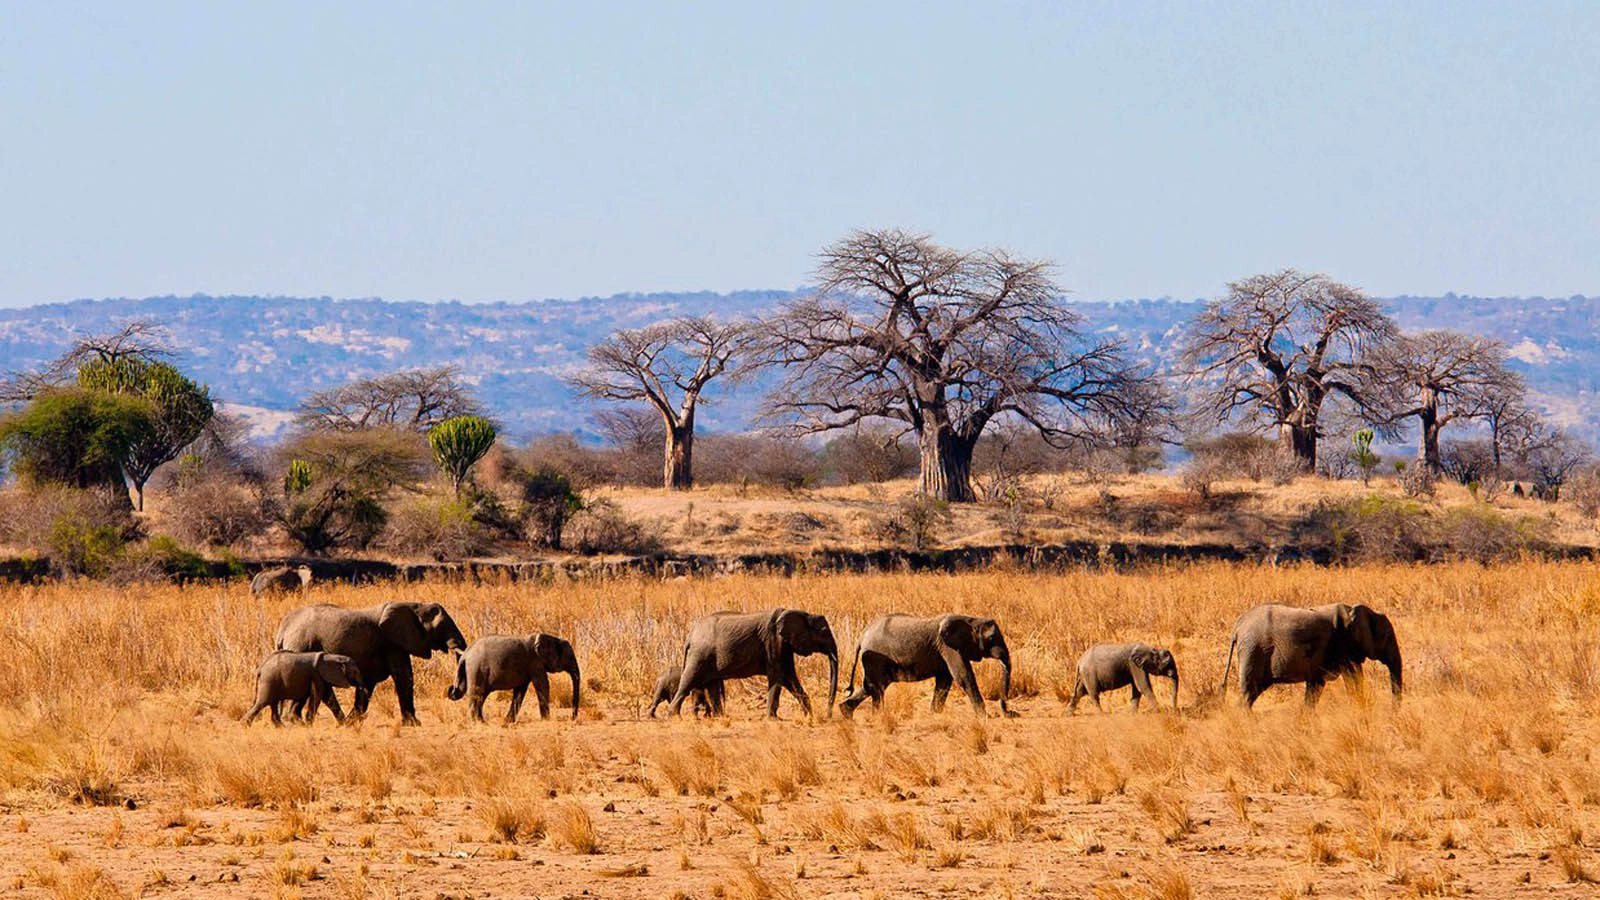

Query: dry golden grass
left=2, top=561, right=1600, bottom=896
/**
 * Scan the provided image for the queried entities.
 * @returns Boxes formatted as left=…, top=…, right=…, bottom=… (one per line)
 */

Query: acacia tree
left=1368, top=331, right=1523, bottom=473
left=761, top=229, right=1158, bottom=502
left=296, top=366, right=482, bottom=432
left=77, top=357, right=214, bottom=510
left=568, top=317, right=748, bottom=490
left=1180, top=269, right=1396, bottom=471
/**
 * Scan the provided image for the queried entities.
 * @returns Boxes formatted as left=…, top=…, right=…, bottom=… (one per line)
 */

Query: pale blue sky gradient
left=2, top=1, right=1597, bottom=308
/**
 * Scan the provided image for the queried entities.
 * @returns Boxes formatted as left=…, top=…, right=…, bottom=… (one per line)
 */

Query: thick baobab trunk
left=1279, top=422, right=1317, bottom=472
left=1417, top=408, right=1443, bottom=473
left=918, top=428, right=976, bottom=502
left=664, top=421, right=695, bottom=491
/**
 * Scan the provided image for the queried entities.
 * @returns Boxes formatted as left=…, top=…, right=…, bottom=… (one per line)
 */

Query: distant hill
left=1, top=292, right=1597, bottom=442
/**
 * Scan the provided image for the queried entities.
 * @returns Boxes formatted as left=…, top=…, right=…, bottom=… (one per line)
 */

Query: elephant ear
left=379, top=603, right=431, bottom=659
left=938, top=616, right=979, bottom=658
left=773, top=609, right=807, bottom=656
left=531, top=634, right=566, bottom=670
left=1129, top=645, right=1156, bottom=671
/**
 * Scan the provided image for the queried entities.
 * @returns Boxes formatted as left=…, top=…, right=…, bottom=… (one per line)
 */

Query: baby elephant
left=1070, top=643, right=1179, bottom=713
left=243, top=650, right=364, bottom=725
left=646, top=664, right=723, bottom=718
left=448, top=633, right=581, bottom=722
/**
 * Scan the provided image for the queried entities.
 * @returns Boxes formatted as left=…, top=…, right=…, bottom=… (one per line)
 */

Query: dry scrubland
left=3, top=563, right=1600, bottom=898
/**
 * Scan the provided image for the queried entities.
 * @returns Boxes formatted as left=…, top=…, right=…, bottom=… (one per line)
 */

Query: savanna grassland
left=3, top=562, right=1600, bottom=899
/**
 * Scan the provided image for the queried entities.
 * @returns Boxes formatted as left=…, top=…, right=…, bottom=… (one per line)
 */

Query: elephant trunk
left=567, top=662, right=582, bottom=720
left=1169, top=671, right=1180, bottom=712
left=446, top=654, right=466, bottom=701
left=825, top=651, right=838, bottom=720
left=1383, top=645, right=1403, bottom=700
left=995, top=646, right=1013, bottom=715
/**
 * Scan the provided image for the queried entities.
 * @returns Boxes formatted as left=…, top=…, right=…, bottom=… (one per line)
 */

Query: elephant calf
left=646, top=665, right=722, bottom=718
left=243, top=650, right=364, bottom=725
left=839, top=613, right=1016, bottom=718
left=1069, top=643, right=1179, bottom=713
left=448, top=633, right=581, bottom=722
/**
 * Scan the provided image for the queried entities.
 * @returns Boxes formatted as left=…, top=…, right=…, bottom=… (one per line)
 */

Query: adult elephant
left=1220, top=603, right=1402, bottom=708
left=838, top=613, right=1016, bottom=718
left=274, top=602, right=468, bottom=725
left=669, top=608, right=838, bottom=719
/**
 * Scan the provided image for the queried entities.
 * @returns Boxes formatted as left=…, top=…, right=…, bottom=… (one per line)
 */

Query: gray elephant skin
left=669, top=608, right=838, bottom=718
left=243, top=650, right=364, bottom=725
left=447, top=633, right=581, bottom=722
left=251, top=565, right=312, bottom=595
left=646, top=664, right=721, bottom=717
left=839, top=613, right=1016, bottom=718
left=274, top=601, right=468, bottom=724
left=1220, top=603, right=1402, bottom=707
left=1069, top=643, right=1178, bottom=713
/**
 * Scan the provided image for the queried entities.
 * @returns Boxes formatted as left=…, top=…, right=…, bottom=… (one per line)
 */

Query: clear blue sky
left=2, top=1, right=1596, bottom=308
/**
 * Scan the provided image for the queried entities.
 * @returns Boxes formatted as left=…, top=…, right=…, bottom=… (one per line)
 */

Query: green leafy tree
left=518, top=467, right=583, bottom=549
left=428, top=415, right=497, bottom=496
left=0, top=388, right=156, bottom=495
left=78, top=358, right=214, bottom=510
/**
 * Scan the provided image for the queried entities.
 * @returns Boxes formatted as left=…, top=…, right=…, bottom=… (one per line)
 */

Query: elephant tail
left=1218, top=632, right=1239, bottom=699
left=446, top=654, right=466, bottom=701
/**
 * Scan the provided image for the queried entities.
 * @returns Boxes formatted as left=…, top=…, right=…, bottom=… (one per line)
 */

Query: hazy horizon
left=4, top=3, right=1598, bottom=308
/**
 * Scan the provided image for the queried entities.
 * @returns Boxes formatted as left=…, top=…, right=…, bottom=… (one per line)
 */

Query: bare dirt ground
left=4, top=565, right=1600, bottom=898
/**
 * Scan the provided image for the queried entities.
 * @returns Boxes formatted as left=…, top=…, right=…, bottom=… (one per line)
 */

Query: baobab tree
left=568, top=316, right=748, bottom=490
left=1180, top=269, right=1396, bottom=471
left=761, top=229, right=1159, bottom=502
left=1368, top=331, right=1524, bottom=473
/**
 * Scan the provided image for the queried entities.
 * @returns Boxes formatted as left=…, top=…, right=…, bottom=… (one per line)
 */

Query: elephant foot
left=1002, top=709, right=1019, bottom=719
left=400, top=715, right=421, bottom=727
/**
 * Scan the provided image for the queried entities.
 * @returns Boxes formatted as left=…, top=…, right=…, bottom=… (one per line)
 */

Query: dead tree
left=1368, top=331, right=1524, bottom=473
left=760, top=229, right=1160, bottom=502
left=567, top=317, right=748, bottom=490
left=296, top=366, right=481, bottom=432
left=1180, top=269, right=1395, bottom=471
left=1, top=322, right=171, bottom=403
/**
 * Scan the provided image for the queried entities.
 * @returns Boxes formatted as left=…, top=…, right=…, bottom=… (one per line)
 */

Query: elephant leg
left=931, top=670, right=953, bottom=712
left=305, top=686, right=322, bottom=724
left=288, top=699, right=305, bottom=720
left=1068, top=678, right=1085, bottom=714
left=669, top=653, right=713, bottom=716
left=318, top=688, right=346, bottom=723
left=1239, top=652, right=1269, bottom=710
left=1129, top=687, right=1142, bottom=713
left=940, top=648, right=985, bottom=715
left=470, top=692, right=487, bottom=722
left=708, top=681, right=726, bottom=716
left=391, top=657, right=420, bottom=725
left=242, top=700, right=266, bottom=724
left=506, top=687, right=526, bottom=724
left=269, top=700, right=283, bottom=726
left=1303, top=679, right=1325, bottom=707
left=531, top=670, right=552, bottom=720
left=351, top=685, right=372, bottom=718
left=840, top=665, right=876, bottom=718
left=780, top=656, right=812, bottom=718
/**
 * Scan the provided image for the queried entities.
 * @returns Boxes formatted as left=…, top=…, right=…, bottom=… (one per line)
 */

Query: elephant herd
left=244, top=599, right=1404, bottom=726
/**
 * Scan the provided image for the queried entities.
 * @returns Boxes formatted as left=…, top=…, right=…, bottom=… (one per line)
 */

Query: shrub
left=1397, top=461, right=1437, bottom=499
left=698, top=434, right=823, bottom=490
left=515, top=467, right=583, bottom=550
left=0, top=486, right=137, bottom=575
left=381, top=494, right=495, bottom=560
left=269, top=429, right=428, bottom=554
left=163, top=465, right=270, bottom=548
left=117, top=534, right=213, bottom=582
left=820, top=429, right=916, bottom=484
left=874, top=494, right=951, bottom=550
left=1566, top=466, right=1600, bottom=521
left=565, top=499, right=661, bottom=555
left=0, top=387, right=155, bottom=495
left=1295, top=494, right=1547, bottom=563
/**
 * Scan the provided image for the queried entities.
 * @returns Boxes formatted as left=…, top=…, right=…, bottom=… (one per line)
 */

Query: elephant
left=251, top=565, right=312, bottom=595
left=447, top=633, right=581, bottom=722
left=243, top=650, right=364, bottom=725
left=646, top=664, right=721, bottom=718
left=274, top=601, right=468, bottom=725
left=1069, top=643, right=1179, bottom=713
left=669, top=608, right=838, bottom=719
left=839, top=613, right=1016, bottom=718
left=1220, top=603, right=1402, bottom=708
